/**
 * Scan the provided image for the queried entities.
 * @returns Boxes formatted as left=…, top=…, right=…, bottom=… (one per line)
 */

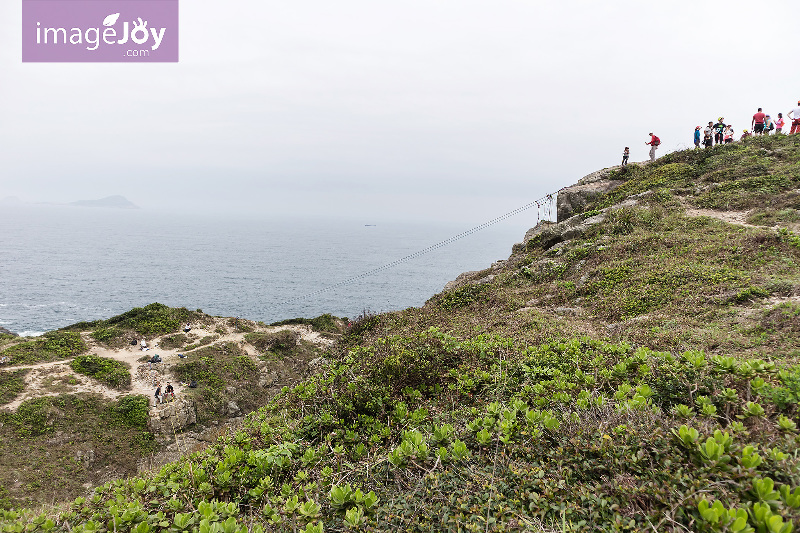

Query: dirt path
left=1, top=318, right=334, bottom=412
left=683, top=207, right=756, bottom=227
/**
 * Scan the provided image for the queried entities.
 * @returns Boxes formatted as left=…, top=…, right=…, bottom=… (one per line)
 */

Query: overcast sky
left=2, top=0, right=799, bottom=223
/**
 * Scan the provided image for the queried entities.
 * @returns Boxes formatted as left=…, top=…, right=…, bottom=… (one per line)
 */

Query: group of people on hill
left=621, top=100, right=800, bottom=166
left=694, top=102, right=800, bottom=149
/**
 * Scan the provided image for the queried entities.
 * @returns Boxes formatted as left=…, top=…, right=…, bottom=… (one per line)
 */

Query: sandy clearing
left=684, top=207, right=756, bottom=227
left=1, top=318, right=335, bottom=412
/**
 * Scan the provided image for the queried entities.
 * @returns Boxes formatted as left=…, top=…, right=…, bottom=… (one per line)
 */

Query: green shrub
left=0, top=331, right=86, bottom=365
left=90, top=327, right=120, bottom=344
left=0, top=369, right=28, bottom=404
left=70, top=354, right=131, bottom=389
left=102, top=303, right=195, bottom=335
left=270, top=314, right=345, bottom=333
left=114, top=395, right=150, bottom=428
left=245, top=330, right=299, bottom=355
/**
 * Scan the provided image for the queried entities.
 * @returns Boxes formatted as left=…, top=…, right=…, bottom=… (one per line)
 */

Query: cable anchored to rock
left=282, top=188, right=566, bottom=304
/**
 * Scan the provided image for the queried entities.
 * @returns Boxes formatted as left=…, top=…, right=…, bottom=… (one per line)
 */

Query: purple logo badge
left=22, top=0, right=179, bottom=62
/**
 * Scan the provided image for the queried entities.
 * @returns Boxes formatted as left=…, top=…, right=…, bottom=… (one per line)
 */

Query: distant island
left=69, top=195, right=139, bottom=209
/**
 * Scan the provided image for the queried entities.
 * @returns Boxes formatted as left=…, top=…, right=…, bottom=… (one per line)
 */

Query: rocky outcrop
left=0, top=326, right=17, bottom=337
left=557, top=167, right=624, bottom=222
left=148, top=397, right=196, bottom=437
left=442, top=260, right=506, bottom=292
left=513, top=198, right=639, bottom=254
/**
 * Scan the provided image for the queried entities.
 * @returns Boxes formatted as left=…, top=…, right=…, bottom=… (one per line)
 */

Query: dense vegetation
left=2, top=134, right=800, bottom=531
left=0, top=394, right=156, bottom=509
left=64, top=303, right=207, bottom=343
left=70, top=355, right=132, bottom=390
left=0, top=331, right=86, bottom=366
left=270, top=315, right=347, bottom=335
left=0, top=369, right=28, bottom=404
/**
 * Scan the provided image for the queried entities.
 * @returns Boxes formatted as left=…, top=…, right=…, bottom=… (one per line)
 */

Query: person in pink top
left=775, top=113, right=785, bottom=134
left=789, top=102, right=800, bottom=135
left=752, top=108, right=766, bottom=135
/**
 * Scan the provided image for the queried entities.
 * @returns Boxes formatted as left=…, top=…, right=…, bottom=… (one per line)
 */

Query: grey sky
left=2, top=0, right=799, bottom=222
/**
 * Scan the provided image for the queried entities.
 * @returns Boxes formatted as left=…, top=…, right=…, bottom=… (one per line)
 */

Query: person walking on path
left=776, top=113, right=785, bottom=134
left=622, top=147, right=630, bottom=166
left=713, top=118, right=726, bottom=145
left=752, top=107, right=766, bottom=135
left=645, top=133, right=660, bottom=161
left=694, top=126, right=701, bottom=148
left=789, top=102, right=800, bottom=134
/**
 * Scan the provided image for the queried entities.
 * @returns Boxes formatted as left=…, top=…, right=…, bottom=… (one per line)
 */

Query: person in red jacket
left=645, top=133, right=660, bottom=161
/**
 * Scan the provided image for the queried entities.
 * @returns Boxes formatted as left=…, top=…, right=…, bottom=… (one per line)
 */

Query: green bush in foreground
left=70, top=354, right=131, bottom=390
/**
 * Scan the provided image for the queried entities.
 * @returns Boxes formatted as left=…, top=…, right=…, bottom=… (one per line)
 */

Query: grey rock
left=226, top=401, right=240, bottom=416
left=0, top=326, right=17, bottom=337
left=553, top=307, right=582, bottom=316
left=148, top=398, right=197, bottom=435
left=557, top=167, right=624, bottom=222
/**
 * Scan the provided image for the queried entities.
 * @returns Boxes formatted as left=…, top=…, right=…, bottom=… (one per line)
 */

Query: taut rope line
left=282, top=189, right=565, bottom=304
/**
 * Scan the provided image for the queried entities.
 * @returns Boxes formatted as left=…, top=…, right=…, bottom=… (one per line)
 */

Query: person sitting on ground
left=164, top=382, right=175, bottom=402
left=154, top=384, right=161, bottom=405
left=622, top=147, right=629, bottom=166
left=713, top=117, right=726, bottom=144
left=694, top=126, right=701, bottom=149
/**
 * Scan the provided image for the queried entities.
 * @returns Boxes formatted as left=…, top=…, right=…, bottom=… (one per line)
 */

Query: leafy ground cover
left=0, top=332, right=86, bottom=366
left=0, top=369, right=28, bottom=404
left=70, top=355, right=132, bottom=390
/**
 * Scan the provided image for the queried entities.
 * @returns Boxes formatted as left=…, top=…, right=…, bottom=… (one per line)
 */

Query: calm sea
left=0, top=204, right=538, bottom=336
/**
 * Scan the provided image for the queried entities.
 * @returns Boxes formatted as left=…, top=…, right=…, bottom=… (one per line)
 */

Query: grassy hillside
left=3, top=134, right=800, bottom=532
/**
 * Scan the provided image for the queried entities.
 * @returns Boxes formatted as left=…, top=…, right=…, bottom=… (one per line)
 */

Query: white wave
left=19, top=330, right=45, bottom=337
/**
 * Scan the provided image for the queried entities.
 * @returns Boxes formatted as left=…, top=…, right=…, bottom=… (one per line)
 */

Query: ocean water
left=0, top=204, right=540, bottom=335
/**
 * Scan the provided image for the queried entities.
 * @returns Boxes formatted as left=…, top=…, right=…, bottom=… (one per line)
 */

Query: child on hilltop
left=694, top=126, right=701, bottom=149
left=724, top=125, right=734, bottom=143
left=622, top=147, right=629, bottom=166
left=741, top=129, right=751, bottom=141
left=776, top=113, right=785, bottom=134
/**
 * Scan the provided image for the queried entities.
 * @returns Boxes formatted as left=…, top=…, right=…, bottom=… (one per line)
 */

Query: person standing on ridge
left=694, top=126, right=701, bottom=149
left=703, top=122, right=713, bottom=148
left=645, top=133, right=660, bottom=161
left=764, top=114, right=775, bottom=135
left=622, top=147, right=630, bottom=166
left=724, top=124, right=734, bottom=143
left=752, top=107, right=766, bottom=135
left=776, top=113, right=785, bottom=134
left=713, top=118, right=727, bottom=144
left=789, top=101, right=800, bottom=134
